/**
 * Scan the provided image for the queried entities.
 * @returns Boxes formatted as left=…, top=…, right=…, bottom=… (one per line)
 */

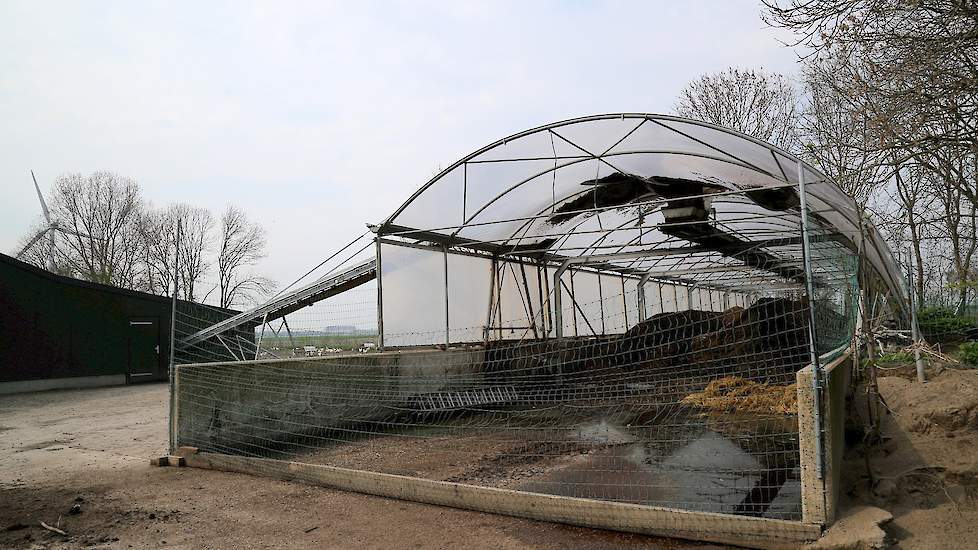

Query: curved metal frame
left=377, top=112, right=906, bottom=304
left=382, top=113, right=826, bottom=227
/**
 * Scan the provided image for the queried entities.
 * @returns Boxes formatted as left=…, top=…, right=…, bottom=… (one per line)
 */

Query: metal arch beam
left=381, top=184, right=800, bottom=247
left=501, top=182, right=653, bottom=257
left=384, top=219, right=840, bottom=283
left=648, top=118, right=778, bottom=180
left=450, top=183, right=811, bottom=269
left=445, top=148, right=789, bottom=241
left=492, top=184, right=796, bottom=270
left=381, top=112, right=831, bottom=229
left=376, top=111, right=912, bottom=302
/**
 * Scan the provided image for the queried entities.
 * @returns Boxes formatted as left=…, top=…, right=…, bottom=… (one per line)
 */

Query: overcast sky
left=0, top=1, right=801, bottom=286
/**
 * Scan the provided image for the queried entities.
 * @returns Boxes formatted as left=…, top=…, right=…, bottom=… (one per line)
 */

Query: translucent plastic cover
left=381, top=114, right=904, bottom=302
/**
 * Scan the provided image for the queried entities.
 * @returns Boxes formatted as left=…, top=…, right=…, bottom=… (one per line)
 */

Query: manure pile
left=682, top=376, right=797, bottom=415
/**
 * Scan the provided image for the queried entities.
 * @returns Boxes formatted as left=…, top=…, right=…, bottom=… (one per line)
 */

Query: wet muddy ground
left=295, top=405, right=802, bottom=521
left=0, top=384, right=727, bottom=549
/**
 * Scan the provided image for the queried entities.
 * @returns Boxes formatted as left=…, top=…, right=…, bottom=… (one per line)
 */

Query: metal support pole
left=535, top=264, right=546, bottom=338
left=375, top=238, right=384, bottom=350
left=597, top=273, right=606, bottom=335
left=485, top=256, right=497, bottom=344
left=167, top=219, right=181, bottom=454
left=569, top=273, right=579, bottom=336
left=637, top=272, right=653, bottom=321
left=283, top=317, right=296, bottom=349
left=798, top=161, right=825, bottom=480
left=495, top=261, right=503, bottom=340
left=255, top=313, right=268, bottom=360
left=554, top=260, right=569, bottom=339
left=621, top=276, right=629, bottom=328
left=541, top=262, right=552, bottom=336
left=443, top=245, right=450, bottom=347
left=518, top=261, right=539, bottom=340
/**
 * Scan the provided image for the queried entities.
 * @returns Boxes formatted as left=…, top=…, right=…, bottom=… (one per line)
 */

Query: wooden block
left=176, top=446, right=199, bottom=457
left=151, top=455, right=188, bottom=467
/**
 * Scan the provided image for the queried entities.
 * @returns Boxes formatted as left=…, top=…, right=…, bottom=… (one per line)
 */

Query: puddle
left=575, top=420, right=639, bottom=446
left=520, top=424, right=801, bottom=520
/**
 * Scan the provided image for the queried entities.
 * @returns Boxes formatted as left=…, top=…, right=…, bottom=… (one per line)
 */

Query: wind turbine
left=16, top=170, right=91, bottom=271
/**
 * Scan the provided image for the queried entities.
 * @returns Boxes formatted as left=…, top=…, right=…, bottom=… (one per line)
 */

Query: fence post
left=797, top=161, right=825, bottom=482
left=375, top=237, right=384, bottom=350
left=168, top=219, right=181, bottom=455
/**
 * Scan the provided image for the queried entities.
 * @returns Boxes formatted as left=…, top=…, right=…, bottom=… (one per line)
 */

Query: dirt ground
left=0, top=383, right=724, bottom=550
left=836, top=364, right=978, bottom=549
left=6, top=366, right=978, bottom=549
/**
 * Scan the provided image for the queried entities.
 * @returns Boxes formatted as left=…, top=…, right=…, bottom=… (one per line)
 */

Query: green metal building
left=0, top=253, right=237, bottom=394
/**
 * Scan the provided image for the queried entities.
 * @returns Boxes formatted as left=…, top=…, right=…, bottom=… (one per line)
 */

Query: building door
left=128, top=318, right=160, bottom=382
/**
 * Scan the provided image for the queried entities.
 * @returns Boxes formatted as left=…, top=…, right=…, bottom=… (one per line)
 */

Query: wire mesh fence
left=161, top=115, right=895, bottom=546
left=172, top=243, right=859, bottom=534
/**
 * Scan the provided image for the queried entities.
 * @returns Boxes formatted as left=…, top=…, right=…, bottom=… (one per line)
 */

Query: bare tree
left=674, top=67, right=800, bottom=150
left=889, top=163, right=933, bottom=306
left=763, top=0, right=978, bottom=174
left=27, top=171, right=147, bottom=288
left=13, top=220, right=67, bottom=274
left=170, top=204, right=213, bottom=302
left=926, top=149, right=978, bottom=312
left=799, top=54, right=890, bottom=208
left=141, top=205, right=180, bottom=296
left=217, top=206, right=275, bottom=308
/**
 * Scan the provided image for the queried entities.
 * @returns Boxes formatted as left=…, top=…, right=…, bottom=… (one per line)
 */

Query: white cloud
left=0, top=0, right=802, bottom=284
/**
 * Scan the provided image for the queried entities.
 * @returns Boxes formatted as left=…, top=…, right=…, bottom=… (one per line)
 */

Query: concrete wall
left=174, top=349, right=486, bottom=456
left=797, top=351, right=851, bottom=527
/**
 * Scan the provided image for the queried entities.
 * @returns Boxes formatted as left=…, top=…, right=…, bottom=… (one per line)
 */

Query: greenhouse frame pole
left=637, top=272, right=653, bottom=321
left=443, top=245, right=450, bottom=347
left=554, top=263, right=565, bottom=339
left=797, top=161, right=825, bottom=480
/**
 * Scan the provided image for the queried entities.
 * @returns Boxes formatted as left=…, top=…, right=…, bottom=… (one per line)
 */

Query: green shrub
left=959, top=341, right=978, bottom=366
left=917, top=307, right=978, bottom=343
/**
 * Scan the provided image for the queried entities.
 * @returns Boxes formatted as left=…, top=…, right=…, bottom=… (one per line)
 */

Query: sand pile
left=879, top=369, right=978, bottom=434
left=682, top=376, right=797, bottom=415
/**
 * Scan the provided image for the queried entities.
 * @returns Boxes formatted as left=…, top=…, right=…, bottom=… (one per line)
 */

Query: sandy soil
left=0, top=383, right=724, bottom=550
left=837, top=365, right=978, bottom=549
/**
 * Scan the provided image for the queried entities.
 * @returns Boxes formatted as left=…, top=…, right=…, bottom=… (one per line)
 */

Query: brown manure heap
left=683, top=376, right=797, bottom=415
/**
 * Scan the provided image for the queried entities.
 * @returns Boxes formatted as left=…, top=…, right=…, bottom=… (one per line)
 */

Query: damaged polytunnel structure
left=172, top=114, right=907, bottom=549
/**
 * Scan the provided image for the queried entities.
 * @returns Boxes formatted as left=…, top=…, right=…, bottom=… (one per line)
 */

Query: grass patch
left=260, top=334, right=377, bottom=351
left=959, top=341, right=978, bottom=366
left=877, top=351, right=914, bottom=364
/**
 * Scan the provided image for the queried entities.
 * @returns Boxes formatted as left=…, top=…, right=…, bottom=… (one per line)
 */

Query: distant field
left=259, top=334, right=377, bottom=351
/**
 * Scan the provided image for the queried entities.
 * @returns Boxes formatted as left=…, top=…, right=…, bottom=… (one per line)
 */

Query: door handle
left=155, top=345, right=160, bottom=355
